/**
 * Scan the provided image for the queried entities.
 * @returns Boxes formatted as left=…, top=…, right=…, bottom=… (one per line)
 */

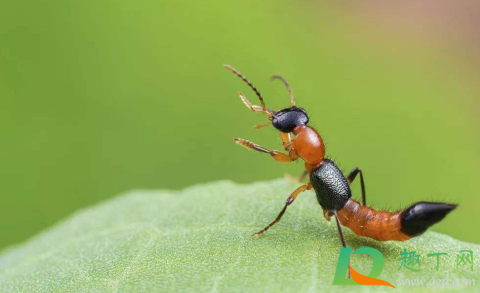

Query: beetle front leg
left=233, top=138, right=298, bottom=163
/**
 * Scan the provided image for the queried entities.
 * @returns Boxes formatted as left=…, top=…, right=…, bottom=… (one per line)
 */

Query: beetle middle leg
left=252, top=183, right=312, bottom=237
left=346, top=167, right=366, bottom=205
left=285, top=170, right=308, bottom=183
left=233, top=138, right=298, bottom=162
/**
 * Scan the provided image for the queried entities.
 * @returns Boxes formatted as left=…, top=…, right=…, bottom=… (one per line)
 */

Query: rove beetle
left=225, top=65, right=457, bottom=248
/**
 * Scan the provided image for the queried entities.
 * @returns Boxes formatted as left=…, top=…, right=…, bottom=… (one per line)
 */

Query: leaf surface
left=0, top=180, right=478, bottom=292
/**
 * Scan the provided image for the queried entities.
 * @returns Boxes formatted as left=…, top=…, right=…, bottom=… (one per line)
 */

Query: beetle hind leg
left=333, top=210, right=350, bottom=279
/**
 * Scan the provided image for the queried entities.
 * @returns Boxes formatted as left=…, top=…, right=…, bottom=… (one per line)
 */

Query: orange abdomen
left=337, top=199, right=411, bottom=241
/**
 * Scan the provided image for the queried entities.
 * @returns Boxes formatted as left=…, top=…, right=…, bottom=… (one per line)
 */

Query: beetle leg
left=279, top=132, right=308, bottom=182
left=285, top=170, right=308, bottom=183
left=233, top=138, right=298, bottom=162
left=252, top=183, right=312, bottom=237
left=346, top=167, right=367, bottom=206
left=279, top=132, right=294, bottom=151
left=333, top=210, right=351, bottom=279
left=323, top=209, right=331, bottom=221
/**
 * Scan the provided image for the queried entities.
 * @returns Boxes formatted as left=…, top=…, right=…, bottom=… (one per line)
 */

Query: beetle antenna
left=271, top=74, right=295, bottom=107
left=237, top=92, right=274, bottom=119
left=224, top=65, right=266, bottom=110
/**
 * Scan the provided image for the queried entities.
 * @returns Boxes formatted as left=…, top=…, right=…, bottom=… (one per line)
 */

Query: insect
left=225, top=64, right=457, bottom=248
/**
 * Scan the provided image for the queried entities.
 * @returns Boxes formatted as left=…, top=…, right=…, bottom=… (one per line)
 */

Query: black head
left=225, top=65, right=306, bottom=131
left=272, top=107, right=309, bottom=133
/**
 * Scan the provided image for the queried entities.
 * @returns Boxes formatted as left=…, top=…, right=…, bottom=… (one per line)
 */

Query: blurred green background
left=1, top=0, right=479, bottom=249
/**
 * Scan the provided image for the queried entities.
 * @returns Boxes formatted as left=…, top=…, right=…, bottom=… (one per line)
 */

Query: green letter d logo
left=332, top=246, right=394, bottom=288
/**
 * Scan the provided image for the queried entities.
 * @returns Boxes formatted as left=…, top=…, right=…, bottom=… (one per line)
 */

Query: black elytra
left=310, top=159, right=352, bottom=211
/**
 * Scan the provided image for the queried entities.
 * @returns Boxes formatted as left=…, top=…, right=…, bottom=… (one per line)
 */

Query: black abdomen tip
left=401, top=202, right=457, bottom=237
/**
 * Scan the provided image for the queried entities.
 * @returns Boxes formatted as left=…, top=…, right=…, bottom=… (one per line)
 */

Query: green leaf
left=0, top=179, right=478, bottom=292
